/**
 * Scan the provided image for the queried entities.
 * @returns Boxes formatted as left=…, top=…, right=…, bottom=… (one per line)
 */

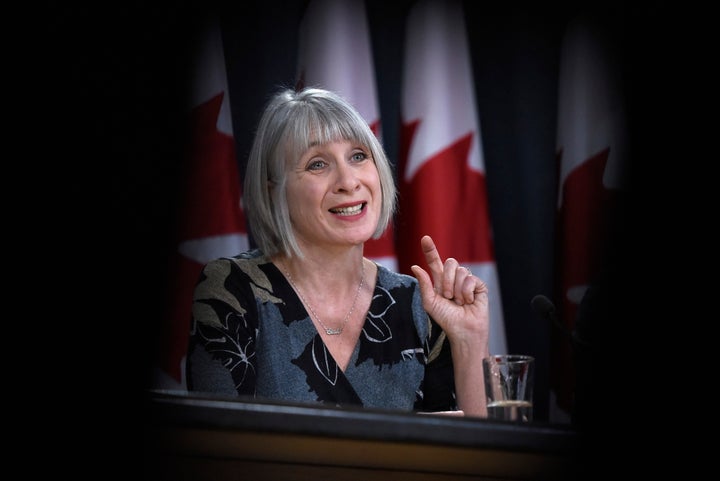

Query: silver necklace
left=283, top=260, right=365, bottom=335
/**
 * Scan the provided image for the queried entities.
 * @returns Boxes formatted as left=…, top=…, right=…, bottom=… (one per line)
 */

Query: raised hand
left=410, top=235, right=490, bottom=417
left=410, top=235, right=489, bottom=340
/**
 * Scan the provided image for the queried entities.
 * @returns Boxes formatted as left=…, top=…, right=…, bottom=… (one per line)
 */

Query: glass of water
left=482, top=354, right=534, bottom=422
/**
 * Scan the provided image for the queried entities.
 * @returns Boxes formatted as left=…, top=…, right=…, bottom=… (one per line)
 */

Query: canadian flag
left=397, top=0, right=507, bottom=355
left=552, top=14, right=627, bottom=415
left=296, top=0, right=397, bottom=272
left=153, top=18, right=249, bottom=390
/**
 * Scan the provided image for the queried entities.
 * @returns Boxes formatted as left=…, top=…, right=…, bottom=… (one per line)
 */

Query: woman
left=187, top=87, right=490, bottom=416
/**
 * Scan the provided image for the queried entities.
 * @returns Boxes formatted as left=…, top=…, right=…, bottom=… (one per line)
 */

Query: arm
left=187, top=258, right=258, bottom=396
left=410, top=235, right=490, bottom=417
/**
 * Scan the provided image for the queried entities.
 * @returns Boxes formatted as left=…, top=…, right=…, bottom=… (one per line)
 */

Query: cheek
left=367, top=170, right=383, bottom=197
left=284, top=186, right=304, bottom=219
left=287, top=183, right=323, bottom=212
left=360, top=163, right=380, bottom=184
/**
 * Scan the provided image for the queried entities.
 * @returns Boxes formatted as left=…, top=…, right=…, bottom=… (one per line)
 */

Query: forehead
left=307, top=137, right=363, bottom=150
left=295, top=139, right=362, bottom=163
left=288, top=129, right=365, bottom=158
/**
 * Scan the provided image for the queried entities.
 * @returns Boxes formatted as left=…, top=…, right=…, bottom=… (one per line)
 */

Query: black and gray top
left=187, top=249, right=456, bottom=412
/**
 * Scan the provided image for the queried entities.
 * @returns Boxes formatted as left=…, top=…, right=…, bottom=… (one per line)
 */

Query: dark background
left=49, top=0, right=657, bottom=429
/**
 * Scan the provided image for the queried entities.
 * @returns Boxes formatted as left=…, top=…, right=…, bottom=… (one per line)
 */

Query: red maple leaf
left=396, top=119, right=494, bottom=275
left=157, top=92, right=246, bottom=383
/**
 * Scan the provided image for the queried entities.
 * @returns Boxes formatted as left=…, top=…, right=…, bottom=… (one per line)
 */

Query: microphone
left=531, top=294, right=589, bottom=348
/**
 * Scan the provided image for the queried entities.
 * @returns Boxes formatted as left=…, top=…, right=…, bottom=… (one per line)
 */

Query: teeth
left=331, top=203, right=363, bottom=215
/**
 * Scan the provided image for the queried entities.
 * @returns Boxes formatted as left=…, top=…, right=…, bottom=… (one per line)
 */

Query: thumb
left=410, top=264, right=436, bottom=302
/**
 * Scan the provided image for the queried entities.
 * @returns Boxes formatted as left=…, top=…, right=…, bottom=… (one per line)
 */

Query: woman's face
left=285, top=139, right=382, bottom=251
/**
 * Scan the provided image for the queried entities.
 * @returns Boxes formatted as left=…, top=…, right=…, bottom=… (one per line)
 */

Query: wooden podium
left=144, top=390, right=581, bottom=480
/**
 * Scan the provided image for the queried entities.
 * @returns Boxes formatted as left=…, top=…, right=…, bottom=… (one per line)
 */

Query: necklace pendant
left=325, top=327, right=343, bottom=335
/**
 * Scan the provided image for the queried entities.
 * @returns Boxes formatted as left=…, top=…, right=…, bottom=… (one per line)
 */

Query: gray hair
left=243, top=87, right=397, bottom=258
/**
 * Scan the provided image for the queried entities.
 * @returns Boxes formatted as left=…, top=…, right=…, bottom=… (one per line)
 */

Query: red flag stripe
left=155, top=18, right=248, bottom=389
left=297, top=0, right=397, bottom=271
left=552, top=14, right=627, bottom=416
left=398, top=0, right=506, bottom=355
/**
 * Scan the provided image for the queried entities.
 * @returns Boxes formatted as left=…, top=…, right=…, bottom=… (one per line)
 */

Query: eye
left=351, top=151, right=369, bottom=162
left=307, top=159, right=327, bottom=171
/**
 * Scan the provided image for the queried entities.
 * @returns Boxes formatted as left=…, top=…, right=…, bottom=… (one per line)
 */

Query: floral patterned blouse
left=186, top=249, right=457, bottom=412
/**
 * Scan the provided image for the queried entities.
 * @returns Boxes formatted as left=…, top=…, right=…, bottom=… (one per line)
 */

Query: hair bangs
left=283, top=99, right=375, bottom=164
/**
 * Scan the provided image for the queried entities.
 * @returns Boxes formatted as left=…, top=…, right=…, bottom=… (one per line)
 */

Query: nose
left=333, top=161, right=360, bottom=193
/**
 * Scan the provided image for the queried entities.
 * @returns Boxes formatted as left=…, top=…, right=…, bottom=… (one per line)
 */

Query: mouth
left=329, top=202, right=366, bottom=216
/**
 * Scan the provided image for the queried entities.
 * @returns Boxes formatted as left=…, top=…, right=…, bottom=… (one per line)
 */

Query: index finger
left=420, top=235, right=443, bottom=286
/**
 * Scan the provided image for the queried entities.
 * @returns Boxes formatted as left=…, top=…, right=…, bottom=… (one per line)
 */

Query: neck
left=279, top=251, right=365, bottom=286
left=280, top=257, right=367, bottom=336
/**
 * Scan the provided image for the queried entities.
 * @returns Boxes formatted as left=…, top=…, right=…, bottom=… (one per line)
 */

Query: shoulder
left=375, top=263, right=418, bottom=290
left=202, top=249, right=268, bottom=273
left=197, top=249, right=275, bottom=293
left=195, top=249, right=278, bottom=303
